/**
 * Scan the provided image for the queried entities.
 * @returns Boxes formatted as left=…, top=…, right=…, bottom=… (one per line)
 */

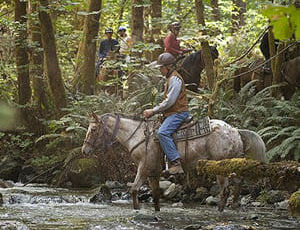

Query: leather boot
left=169, top=159, right=184, bottom=175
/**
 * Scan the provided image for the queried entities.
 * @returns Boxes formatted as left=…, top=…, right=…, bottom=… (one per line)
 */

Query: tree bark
left=29, top=0, right=49, bottom=115
left=195, top=0, right=215, bottom=90
left=15, top=0, right=31, bottom=105
left=39, top=0, right=67, bottom=112
left=79, top=0, right=102, bottom=95
left=211, top=0, right=221, bottom=21
left=151, top=0, right=163, bottom=60
left=273, top=43, right=285, bottom=97
left=131, top=0, right=144, bottom=43
left=232, top=0, right=246, bottom=34
left=118, top=0, right=128, bottom=29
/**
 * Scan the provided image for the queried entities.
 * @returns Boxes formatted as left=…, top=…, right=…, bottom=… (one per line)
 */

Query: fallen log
left=197, top=158, right=300, bottom=189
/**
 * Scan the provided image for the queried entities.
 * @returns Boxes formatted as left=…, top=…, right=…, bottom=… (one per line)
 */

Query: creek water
left=0, top=184, right=299, bottom=230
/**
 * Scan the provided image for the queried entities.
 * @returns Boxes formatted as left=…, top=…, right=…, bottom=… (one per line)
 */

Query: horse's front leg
left=217, top=175, right=230, bottom=212
left=148, top=176, right=160, bottom=211
left=130, top=164, right=146, bottom=210
left=230, top=174, right=242, bottom=210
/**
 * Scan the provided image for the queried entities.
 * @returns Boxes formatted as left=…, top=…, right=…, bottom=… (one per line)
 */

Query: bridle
left=83, top=113, right=120, bottom=152
left=84, top=113, right=147, bottom=153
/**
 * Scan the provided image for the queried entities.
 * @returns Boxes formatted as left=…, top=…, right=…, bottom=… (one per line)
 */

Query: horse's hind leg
left=231, top=175, right=242, bottom=210
left=130, top=164, right=146, bottom=210
left=148, top=176, right=160, bottom=211
left=217, top=175, right=230, bottom=212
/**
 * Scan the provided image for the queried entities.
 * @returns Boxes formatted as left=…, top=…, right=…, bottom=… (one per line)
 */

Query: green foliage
left=262, top=5, right=300, bottom=40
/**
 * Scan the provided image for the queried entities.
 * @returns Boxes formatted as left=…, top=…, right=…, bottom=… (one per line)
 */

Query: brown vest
left=163, top=70, right=188, bottom=117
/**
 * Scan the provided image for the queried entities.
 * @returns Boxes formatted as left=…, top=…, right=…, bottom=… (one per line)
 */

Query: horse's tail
left=238, top=129, right=267, bottom=163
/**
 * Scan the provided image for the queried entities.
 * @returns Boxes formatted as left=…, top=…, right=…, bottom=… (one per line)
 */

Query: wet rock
left=248, top=213, right=259, bottom=220
left=209, top=184, right=219, bottom=196
left=257, top=190, right=289, bottom=204
left=251, top=201, right=262, bottom=207
left=68, top=158, right=100, bottom=188
left=172, top=201, right=183, bottom=207
left=133, top=214, right=159, bottom=222
left=159, top=180, right=172, bottom=192
left=184, top=224, right=202, bottom=230
left=112, top=191, right=122, bottom=201
left=275, top=199, right=289, bottom=210
left=90, top=184, right=112, bottom=203
left=194, top=187, right=209, bottom=202
left=105, top=180, right=124, bottom=189
left=0, top=193, right=3, bottom=206
left=121, top=191, right=131, bottom=200
left=163, top=183, right=182, bottom=200
left=138, top=191, right=152, bottom=202
left=0, top=178, right=13, bottom=188
left=0, top=221, right=29, bottom=230
left=0, top=156, right=23, bottom=181
left=240, top=194, right=252, bottom=206
left=205, top=196, right=219, bottom=206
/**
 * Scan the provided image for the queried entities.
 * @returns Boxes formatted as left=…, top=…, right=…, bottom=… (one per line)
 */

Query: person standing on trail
left=164, top=22, right=191, bottom=58
left=96, top=27, right=119, bottom=75
left=117, top=26, right=132, bottom=63
left=142, top=53, right=189, bottom=175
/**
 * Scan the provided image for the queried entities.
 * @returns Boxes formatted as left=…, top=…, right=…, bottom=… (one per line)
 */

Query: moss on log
left=289, top=190, right=300, bottom=218
left=197, top=158, right=300, bottom=188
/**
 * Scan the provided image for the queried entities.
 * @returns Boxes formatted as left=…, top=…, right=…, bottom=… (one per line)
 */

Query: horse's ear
left=90, top=112, right=100, bottom=123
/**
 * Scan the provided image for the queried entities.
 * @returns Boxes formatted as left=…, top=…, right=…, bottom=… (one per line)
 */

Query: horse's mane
left=100, top=112, right=143, bottom=121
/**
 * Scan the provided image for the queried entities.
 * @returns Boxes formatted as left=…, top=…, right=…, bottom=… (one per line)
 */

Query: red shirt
left=164, top=32, right=185, bottom=57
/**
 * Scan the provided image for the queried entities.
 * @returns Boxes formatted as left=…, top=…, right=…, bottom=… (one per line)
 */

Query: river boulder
left=288, top=190, right=300, bottom=217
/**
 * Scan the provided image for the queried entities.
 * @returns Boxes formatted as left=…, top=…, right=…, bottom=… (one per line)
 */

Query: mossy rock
left=288, top=190, right=300, bottom=218
left=68, top=158, right=101, bottom=188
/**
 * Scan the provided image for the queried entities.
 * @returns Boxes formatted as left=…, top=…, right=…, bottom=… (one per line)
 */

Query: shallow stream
left=0, top=184, right=299, bottom=229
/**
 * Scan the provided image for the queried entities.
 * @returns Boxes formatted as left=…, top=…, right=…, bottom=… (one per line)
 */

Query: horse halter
left=84, top=113, right=120, bottom=152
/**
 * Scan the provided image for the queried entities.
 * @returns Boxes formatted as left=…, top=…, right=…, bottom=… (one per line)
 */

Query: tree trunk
left=232, top=0, right=246, bottom=33
left=211, top=0, right=221, bottom=21
left=118, top=0, right=128, bottom=29
left=131, top=0, right=144, bottom=43
left=151, top=0, right=163, bottom=60
left=195, top=0, right=215, bottom=90
left=39, top=0, right=67, bottom=112
left=79, top=0, right=102, bottom=95
left=15, top=0, right=31, bottom=105
left=29, top=0, right=49, bottom=115
left=273, top=43, right=285, bottom=97
left=268, top=27, right=276, bottom=77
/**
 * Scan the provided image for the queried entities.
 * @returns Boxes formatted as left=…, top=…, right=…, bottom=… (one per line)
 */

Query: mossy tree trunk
left=195, top=0, right=215, bottom=90
left=79, top=0, right=102, bottom=95
left=131, top=0, right=144, bottom=44
left=15, top=0, right=31, bottom=105
left=151, top=0, right=163, bottom=61
left=39, top=0, right=67, bottom=113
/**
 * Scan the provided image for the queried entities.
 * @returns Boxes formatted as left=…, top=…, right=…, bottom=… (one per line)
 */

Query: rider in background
left=117, top=26, right=132, bottom=63
left=143, top=53, right=190, bottom=175
left=164, top=22, right=191, bottom=58
left=96, top=27, right=119, bottom=75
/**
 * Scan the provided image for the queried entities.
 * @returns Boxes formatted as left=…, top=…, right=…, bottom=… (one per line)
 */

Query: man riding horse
left=143, top=53, right=190, bottom=175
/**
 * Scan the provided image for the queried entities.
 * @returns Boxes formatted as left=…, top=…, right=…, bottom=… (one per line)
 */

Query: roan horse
left=82, top=113, right=267, bottom=212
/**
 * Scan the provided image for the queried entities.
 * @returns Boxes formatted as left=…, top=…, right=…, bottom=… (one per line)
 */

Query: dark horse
left=178, top=46, right=219, bottom=92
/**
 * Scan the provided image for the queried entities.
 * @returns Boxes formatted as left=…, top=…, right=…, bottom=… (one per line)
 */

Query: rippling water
left=0, top=184, right=299, bottom=229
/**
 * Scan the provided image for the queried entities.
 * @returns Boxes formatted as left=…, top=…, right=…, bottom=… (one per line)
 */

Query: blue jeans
left=157, top=111, right=190, bottom=162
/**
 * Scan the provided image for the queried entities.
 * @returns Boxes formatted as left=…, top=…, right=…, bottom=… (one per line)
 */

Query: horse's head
left=82, top=112, right=105, bottom=155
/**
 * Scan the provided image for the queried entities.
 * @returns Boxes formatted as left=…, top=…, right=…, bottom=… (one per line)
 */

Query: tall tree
left=39, top=0, right=67, bottom=112
left=79, top=0, right=102, bottom=95
left=195, top=0, right=215, bottom=90
left=15, top=0, right=31, bottom=105
left=232, top=0, right=246, bottom=33
left=28, top=0, right=49, bottom=114
left=211, top=0, right=221, bottom=21
left=151, top=0, right=163, bottom=60
left=131, top=0, right=144, bottom=43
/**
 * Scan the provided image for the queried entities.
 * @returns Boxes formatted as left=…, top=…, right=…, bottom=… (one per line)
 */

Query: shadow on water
left=0, top=184, right=299, bottom=230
